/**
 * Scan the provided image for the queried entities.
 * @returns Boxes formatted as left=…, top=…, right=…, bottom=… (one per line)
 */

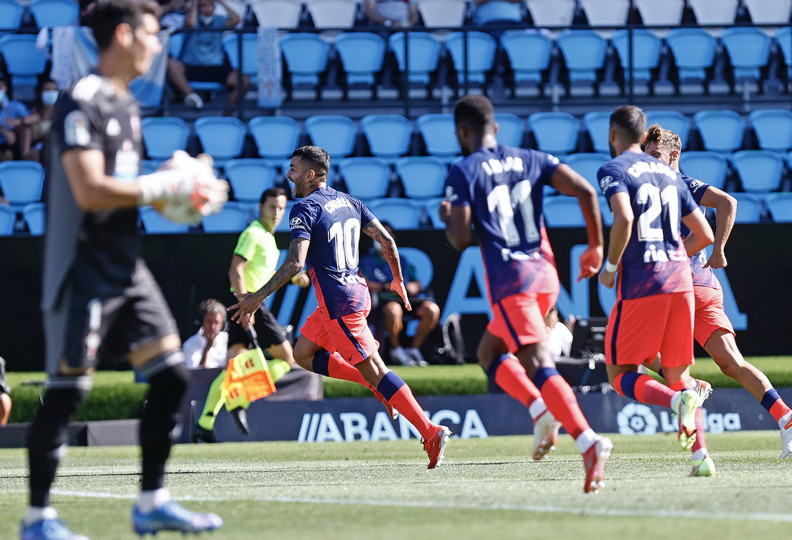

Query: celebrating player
left=21, top=1, right=226, bottom=538
left=440, top=94, right=612, bottom=493
left=229, top=145, right=451, bottom=468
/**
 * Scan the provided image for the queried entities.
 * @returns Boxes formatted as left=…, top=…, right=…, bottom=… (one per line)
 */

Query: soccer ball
left=151, top=151, right=226, bottom=224
left=152, top=196, right=203, bottom=225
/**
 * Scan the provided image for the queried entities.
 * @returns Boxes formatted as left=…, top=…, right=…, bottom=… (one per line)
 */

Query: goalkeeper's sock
left=376, top=372, right=434, bottom=438
left=267, top=359, right=292, bottom=383
left=197, top=370, right=226, bottom=431
left=312, top=350, right=369, bottom=387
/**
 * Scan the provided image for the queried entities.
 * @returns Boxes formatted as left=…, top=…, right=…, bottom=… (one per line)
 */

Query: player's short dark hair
left=453, top=94, right=495, bottom=134
left=292, top=146, right=329, bottom=177
left=198, top=298, right=226, bottom=321
left=260, top=187, right=288, bottom=205
left=86, top=0, right=161, bottom=52
left=644, top=123, right=682, bottom=155
left=610, top=105, right=646, bottom=143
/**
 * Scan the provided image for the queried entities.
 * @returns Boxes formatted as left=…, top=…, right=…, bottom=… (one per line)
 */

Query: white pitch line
left=52, top=490, right=792, bottom=523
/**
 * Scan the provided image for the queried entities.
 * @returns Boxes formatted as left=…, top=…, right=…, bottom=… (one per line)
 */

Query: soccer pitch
left=2, top=432, right=791, bottom=539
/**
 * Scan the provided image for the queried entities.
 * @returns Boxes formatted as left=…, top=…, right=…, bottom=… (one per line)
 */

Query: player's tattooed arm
left=363, top=219, right=404, bottom=282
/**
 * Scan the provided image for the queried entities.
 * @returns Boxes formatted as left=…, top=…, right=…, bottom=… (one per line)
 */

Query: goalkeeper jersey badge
left=64, top=110, right=91, bottom=146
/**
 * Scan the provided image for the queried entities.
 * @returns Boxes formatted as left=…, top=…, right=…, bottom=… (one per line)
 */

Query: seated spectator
left=183, top=298, right=230, bottom=369
left=359, top=222, right=440, bottom=366
left=0, top=356, right=11, bottom=426
left=166, top=0, right=250, bottom=110
left=364, top=0, right=419, bottom=28
left=20, top=79, right=59, bottom=163
left=473, top=0, right=524, bottom=27
left=0, top=78, right=35, bottom=161
left=545, top=306, right=574, bottom=361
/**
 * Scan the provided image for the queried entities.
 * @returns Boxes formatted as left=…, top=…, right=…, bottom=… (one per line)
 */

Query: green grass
left=2, top=432, right=791, bottom=539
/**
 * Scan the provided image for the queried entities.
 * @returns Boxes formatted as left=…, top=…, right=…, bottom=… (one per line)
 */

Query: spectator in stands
left=0, top=356, right=11, bottom=426
left=158, top=0, right=193, bottom=28
left=359, top=222, right=440, bottom=366
left=364, top=0, right=419, bottom=28
left=545, top=306, right=573, bottom=361
left=473, top=0, right=524, bottom=27
left=0, top=78, right=35, bottom=161
left=183, top=298, right=229, bottom=369
left=20, top=79, right=59, bottom=163
left=166, top=0, right=249, bottom=110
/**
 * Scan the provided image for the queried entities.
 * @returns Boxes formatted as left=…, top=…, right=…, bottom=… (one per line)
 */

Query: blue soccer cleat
left=132, top=501, right=223, bottom=536
left=20, top=518, right=89, bottom=540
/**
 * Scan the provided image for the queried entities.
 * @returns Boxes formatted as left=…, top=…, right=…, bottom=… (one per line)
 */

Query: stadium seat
left=222, top=33, right=258, bottom=85
left=693, top=110, right=745, bottom=155
left=275, top=200, right=296, bottom=232
left=249, top=0, right=302, bottom=28
left=500, top=30, right=553, bottom=95
left=202, top=203, right=249, bottom=233
left=742, top=0, right=792, bottom=26
left=0, top=161, right=45, bottom=212
left=528, top=112, right=580, bottom=156
left=749, top=109, right=792, bottom=154
left=248, top=116, right=301, bottom=166
left=687, top=0, right=739, bottom=32
left=141, top=117, right=191, bottom=162
left=721, top=27, right=772, bottom=90
left=765, top=192, right=792, bottom=222
left=666, top=28, right=717, bottom=92
left=360, top=114, right=413, bottom=163
left=279, top=33, right=331, bottom=98
left=416, top=114, right=461, bottom=161
left=0, top=34, right=47, bottom=97
left=0, top=0, right=23, bottom=30
left=368, top=199, right=423, bottom=230
left=634, top=0, right=684, bottom=34
left=731, top=193, right=763, bottom=223
left=396, top=157, right=446, bottom=199
left=22, top=202, right=45, bottom=235
left=333, top=32, right=386, bottom=92
left=193, top=117, right=247, bottom=167
left=305, top=115, right=358, bottom=160
left=388, top=32, right=442, bottom=86
left=645, top=110, right=691, bottom=149
left=305, top=0, right=357, bottom=29
left=543, top=196, right=586, bottom=227
left=730, top=150, right=785, bottom=193
left=598, top=195, right=614, bottom=226
left=578, top=0, right=630, bottom=37
left=224, top=159, right=277, bottom=203
left=29, top=0, right=78, bottom=27
left=494, top=112, right=526, bottom=148
left=556, top=30, right=608, bottom=95
left=525, top=0, right=576, bottom=28
left=0, top=204, right=14, bottom=235
left=564, top=153, right=609, bottom=191
left=139, top=206, right=190, bottom=234
left=611, top=29, right=662, bottom=93
left=416, top=0, right=467, bottom=28
left=582, top=111, right=612, bottom=155
left=423, top=197, right=445, bottom=229
left=444, top=31, right=498, bottom=88
left=337, top=157, right=391, bottom=202
left=679, top=151, right=728, bottom=190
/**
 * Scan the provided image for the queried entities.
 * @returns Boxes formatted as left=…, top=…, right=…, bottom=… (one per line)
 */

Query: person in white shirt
left=545, top=306, right=573, bottom=362
left=183, top=298, right=229, bottom=369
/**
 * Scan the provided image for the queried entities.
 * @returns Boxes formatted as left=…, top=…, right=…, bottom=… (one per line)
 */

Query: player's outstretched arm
left=599, top=192, right=633, bottom=289
left=699, top=186, right=736, bottom=268
left=62, top=149, right=141, bottom=210
left=681, top=207, right=715, bottom=257
left=363, top=218, right=411, bottom=311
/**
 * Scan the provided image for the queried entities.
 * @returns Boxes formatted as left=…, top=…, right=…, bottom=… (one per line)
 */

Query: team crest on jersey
left=106, top=118, right=121, bottom=136
left=599, top=175, right=618, bottom=192
left=64, top=110, right=91, bottom=146
left=290, top=216, right=308, bottom=232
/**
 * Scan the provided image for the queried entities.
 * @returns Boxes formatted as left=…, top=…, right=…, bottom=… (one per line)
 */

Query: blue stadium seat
left=494, top=112, right=526, bottom=148
left=305, top=115, right=358, bottom=160
left=500, top=30, right=553, bottom=96
left=679, top=151, right=728, bottom=190
left=0, top=34, right=47, bottom=97
left=193, top=117, right=247, bottom=166
left=611, top=29, right=662, bottom=92
left=645, top=110, right=691, bottom=149
left=729, top=150, right=784, bottom=193
left=337, top=157, right=391, bottom=202
left=582, top=111, right=612, bottom=155
left=687, top=0, right=739, bottom=28
left=666, top=28, right=717, bottom=91
left=416, top=114, right=461, bottom=161
left=388, top=32, right=442, bottom=86
left=775, top=27, right=792, bottom=81
left=556, top=30, right=608, bottom=94
left=525, top=0, right=576, bottom=28
left=742, top=0, right=792, bottom=25
left=731, top=193, right=763, bottom=223
left=167, top=33, right=224, bottom=95
left=360, top=114, right=413, bottom=163
left=634, top=0, right=684, bottom=32
left=528, top=112, right=580, bottom=156
left=249, top=0, right=302, bottom=29
left=765, top=192, right=792, bottom=223
left=721, top=27, right=771, bottom=89
left=396, top=157, right=446, bottom=199
left=334, top=32, right=386, bottom=91
left=275, top=200, right=296, bottom=232
left=564, top=153, right=609, bottom=191
left=202, top=203, right=249, bottom=233
left=749, top=109, right=792, bottom=154
left=368, top=199, right=423, bottom=230
left=543, top=196, right=585, bottom=227
left=22, top=202, right=45, bottom=235
left=423, top=197, right=445, bottom=229
left=248, top=116, right=301, bottom=167
left=416, top=0, right=467, bottom=28
left=0, top=161, right=45, bottom=212
left=0, top=204, right=14, bottom=235
left=693, top=110, right=745, bottom=154
left=598, top=195, right=614, bottom=226
left=445, top=31, right=498, bottom=88
left=139, top=206, right=190, bottom=234
left=222, top=32, right=258, bottom=84
left=579, top=0, right=630, bottom=34
left=224, top=159, right=277, bottom=203
left=0, top=0, right=23, bottom=30
left=279, top=33, right=331, bottom=98
left=29, top=0, right=78, bottom=27
left=141, top=117, right=191, bottom=162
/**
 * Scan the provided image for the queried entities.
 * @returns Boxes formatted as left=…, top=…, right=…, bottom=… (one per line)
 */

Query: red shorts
left=300, top=307, right=379, bottom=365
left=606, top=291, right=694, bottom=368
left=693, top=285, right=735, bottom=347
left=487, top=291, right=558, bottom=353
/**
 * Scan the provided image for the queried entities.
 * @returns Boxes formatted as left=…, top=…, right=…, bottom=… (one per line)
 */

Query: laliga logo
left=617, top=403, right=659, bottom=435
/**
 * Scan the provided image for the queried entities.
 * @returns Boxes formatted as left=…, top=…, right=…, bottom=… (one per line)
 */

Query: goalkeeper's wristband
left=137, top=169, right=186, bottom=206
